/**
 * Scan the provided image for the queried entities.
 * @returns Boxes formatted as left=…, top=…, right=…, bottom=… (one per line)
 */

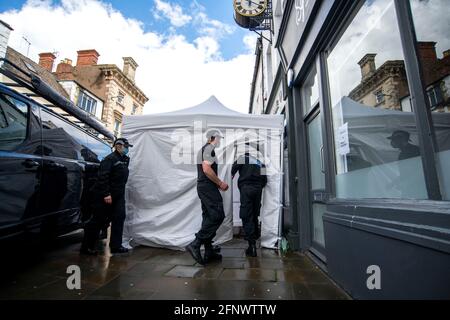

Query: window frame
left=78, top=91, right=97, bottom=116
left=320, top=0, right=444, bottom=201
left=374, top=89, right=385, bottom=105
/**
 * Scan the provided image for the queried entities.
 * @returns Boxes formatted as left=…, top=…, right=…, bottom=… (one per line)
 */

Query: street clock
left=233, top=0, right=268, bottom=29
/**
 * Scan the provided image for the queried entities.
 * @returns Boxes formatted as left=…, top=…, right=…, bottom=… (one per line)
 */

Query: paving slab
left=0, top=234, right=349, bottom=300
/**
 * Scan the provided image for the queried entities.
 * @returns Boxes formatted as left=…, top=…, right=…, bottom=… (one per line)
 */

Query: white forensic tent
left=121, top=96, right=285, bottom=251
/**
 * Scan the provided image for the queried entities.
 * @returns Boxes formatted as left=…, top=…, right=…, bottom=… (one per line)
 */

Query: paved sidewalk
left=0, top=232, right=349, bottom=300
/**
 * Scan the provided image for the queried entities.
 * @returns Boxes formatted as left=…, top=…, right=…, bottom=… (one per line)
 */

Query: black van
left=0, top=83, right=112, bottom=242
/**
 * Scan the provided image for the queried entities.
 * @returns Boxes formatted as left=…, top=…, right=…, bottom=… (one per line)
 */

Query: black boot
left=204, top=243, right=222, bottom=264
left=110, top=246, right=129, bottom=255
left=245, top=241, right=257, bottom=257
left=80, top=230, right=98, bottom=255
left=186, top=238, right=204, bottom=265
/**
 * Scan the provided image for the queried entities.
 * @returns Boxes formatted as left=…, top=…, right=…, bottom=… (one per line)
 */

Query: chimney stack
left=358, top=54, right=377, bottom=81
left=123, top=57, right=138, bottom=82
left=417, top=42, right=438, bottom=63
left=443, top=49, right=450, bottom=59
left=38, top=52, right=56, bottom=72
left=55, top=58, right=74, bottom=80
left=76, top=49, right=100, bottom=66
left=0, top=20, right=13, bottom=67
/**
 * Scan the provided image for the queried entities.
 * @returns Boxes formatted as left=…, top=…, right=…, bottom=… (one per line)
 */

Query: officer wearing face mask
left=80, top=138, right=132, bottom=255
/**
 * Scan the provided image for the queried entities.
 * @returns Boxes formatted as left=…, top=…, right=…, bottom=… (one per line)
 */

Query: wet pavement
left=0, top=231, right=349, bottom=300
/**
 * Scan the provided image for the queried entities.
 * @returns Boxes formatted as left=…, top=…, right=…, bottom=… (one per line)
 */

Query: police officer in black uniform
left=80, top=138, right=132, bottom=255
left=186, top=131, right=229, bottom=265
left=232, top=143, right=267, bottom=257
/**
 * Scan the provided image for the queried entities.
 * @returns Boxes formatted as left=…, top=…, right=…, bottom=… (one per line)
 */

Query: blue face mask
left=123, top=147, right=129, bottom=156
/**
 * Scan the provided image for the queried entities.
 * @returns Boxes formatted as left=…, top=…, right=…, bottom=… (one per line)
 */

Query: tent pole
left=277, top=130, right=284, bottom=252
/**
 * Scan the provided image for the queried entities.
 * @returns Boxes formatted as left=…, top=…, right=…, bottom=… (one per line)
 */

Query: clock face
left=234, top=0, right=267, bottom=17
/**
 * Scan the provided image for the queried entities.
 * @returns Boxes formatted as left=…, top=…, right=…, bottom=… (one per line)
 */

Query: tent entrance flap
left=121, top=96, right=284, bottom=250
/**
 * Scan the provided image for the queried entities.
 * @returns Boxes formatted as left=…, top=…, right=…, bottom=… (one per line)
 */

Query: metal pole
left=277, top=129, right=285, bottom=252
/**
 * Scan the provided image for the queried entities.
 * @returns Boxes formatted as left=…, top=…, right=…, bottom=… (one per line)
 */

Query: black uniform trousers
left=239, top=184, right=263, bottom=243
left=195, top=183, right=225, bottom=245
left=82, top=193, right=126, bottom=250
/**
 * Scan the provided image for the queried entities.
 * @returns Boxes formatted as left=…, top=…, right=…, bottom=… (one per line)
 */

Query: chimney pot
left=38, top=52, right=56, bottom=72
left=76, top=49, right=100, bottom=66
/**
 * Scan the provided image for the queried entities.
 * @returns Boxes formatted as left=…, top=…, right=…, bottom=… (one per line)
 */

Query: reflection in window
left=0, top=94, right=28, bottom=151
left=410, top=0, right=450, bottom=200
left=301, top=65, right=319, bottom=115
left=40, top=110, right=86, bottom=160
left=86, top=134, right=111, bottom=162
left=312, top=204, right=326, bottom=247
left=327, top=0, right=427, bottom=199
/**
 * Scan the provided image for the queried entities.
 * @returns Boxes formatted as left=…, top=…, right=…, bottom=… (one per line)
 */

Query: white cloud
left=153, top=0, right=192, bottom=27
left=0, top=0, right=255, bottom=114
left=243, top=34, right=258, bottom=53
left=194, top=36, right=221, bottom=61
left=191, top=1, right=236, bottom=40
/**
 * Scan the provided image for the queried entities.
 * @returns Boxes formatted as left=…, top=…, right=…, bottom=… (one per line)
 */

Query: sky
left=0, top=0, right=258, bottom=114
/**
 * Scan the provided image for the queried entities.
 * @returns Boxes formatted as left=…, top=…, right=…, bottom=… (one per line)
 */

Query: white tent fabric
left=121, top=96, right=284, bottom=251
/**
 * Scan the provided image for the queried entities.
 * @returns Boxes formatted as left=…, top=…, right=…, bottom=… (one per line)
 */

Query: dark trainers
left=245, top=243, right=257, bottom=257
left=186, top=238, right=204, bottom=265
left=111, top=246, right=129, bottom=254
left=204, top=245, right=222, bottom=264
left=80, top=247, right=98, bottom=256
left=204, top=251, right=222, bottom=263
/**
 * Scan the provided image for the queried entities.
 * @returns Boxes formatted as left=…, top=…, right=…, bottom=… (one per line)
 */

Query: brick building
left=45, top=49, right=148, bottom=136
left=349, top=42, right=450, bottom=113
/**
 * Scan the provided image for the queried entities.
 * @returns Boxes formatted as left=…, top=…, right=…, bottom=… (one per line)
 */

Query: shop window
left=410, top=0, right=450, bottom=200
left=326, top=0, right=427, bottom=199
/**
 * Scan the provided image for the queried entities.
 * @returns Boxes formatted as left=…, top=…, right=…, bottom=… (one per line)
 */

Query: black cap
left=114, top=138, right=133, bottom=147
left=387, top=130, right=411, bottom=141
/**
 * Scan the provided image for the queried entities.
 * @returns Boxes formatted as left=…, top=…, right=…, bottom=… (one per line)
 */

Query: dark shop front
left=277, top=0, right=450, bottom=299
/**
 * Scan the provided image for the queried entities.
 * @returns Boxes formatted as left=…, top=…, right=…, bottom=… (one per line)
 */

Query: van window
left=0, top=93, right=28, bottom=151
left=40, top=110, right=88, bottom=160
left=85, top=134, right=111, bottom=162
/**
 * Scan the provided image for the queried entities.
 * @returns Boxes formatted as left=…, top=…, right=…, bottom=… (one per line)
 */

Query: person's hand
left=219, top=181, right=229, bottom=192
left=104, top=195, right=112, bottom=205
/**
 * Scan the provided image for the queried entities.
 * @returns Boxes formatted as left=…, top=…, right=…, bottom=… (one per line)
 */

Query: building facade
left=249, top=0, right=450, bottom=299
left=50, top=50, right=148, bottom=137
